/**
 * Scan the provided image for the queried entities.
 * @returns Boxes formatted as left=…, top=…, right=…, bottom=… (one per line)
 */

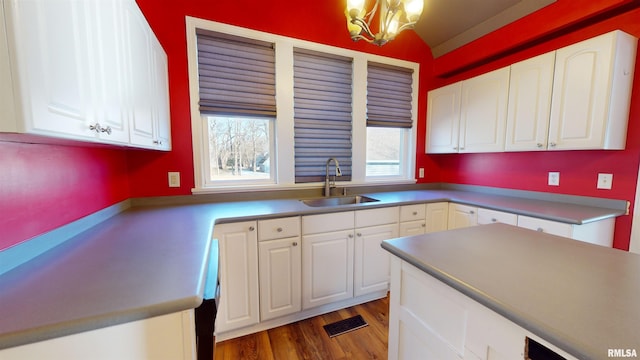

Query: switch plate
left=168, top=172, right=180, bottom=188
left=548, top=172, right=560, bottom=186
left=597, top=173, right=613, bottom=190
left=418, top=168, right=425, bottom=178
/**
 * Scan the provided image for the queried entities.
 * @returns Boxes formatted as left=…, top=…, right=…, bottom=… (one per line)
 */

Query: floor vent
left=323, top=315, right=368, bottom=337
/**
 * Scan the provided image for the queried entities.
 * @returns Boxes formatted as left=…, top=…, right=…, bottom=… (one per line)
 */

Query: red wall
left=2, top=0, right=639, bottom=251
left=0, top=141, right=130, bottom=250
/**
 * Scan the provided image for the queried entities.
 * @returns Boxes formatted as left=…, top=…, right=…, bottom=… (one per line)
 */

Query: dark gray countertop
left=0, top=188, right=628, bottom=350
left=382, top=224, right=640, bottom=360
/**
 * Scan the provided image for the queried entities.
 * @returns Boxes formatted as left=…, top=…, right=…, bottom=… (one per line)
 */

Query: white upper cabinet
left=0, top=0, right=171, bottom=150
left=459, top=67, right=510, bottom=153
left=427, top=30, right=637, bottom=154
left=426, top=67, right=509, bottom=154
left=505, top=52, right=555, bottom=151
left=426, top=82, right=461, bottom=153
left=548, top=30, right=637, bottom=150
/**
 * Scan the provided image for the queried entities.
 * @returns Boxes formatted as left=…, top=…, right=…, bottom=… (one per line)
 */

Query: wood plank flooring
left=214, top=296, right=389, bottom=360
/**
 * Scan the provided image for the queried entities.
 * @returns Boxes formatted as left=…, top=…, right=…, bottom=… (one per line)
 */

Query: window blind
left=367, top=62, right=414, bottom=128
left=196, top=29, right=276, bottom=116
left=293, top=48, right=353, bottom=183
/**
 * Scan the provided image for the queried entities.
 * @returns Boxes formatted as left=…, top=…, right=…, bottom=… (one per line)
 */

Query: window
left=203, top=115, right=274, bottom=183
left=366, top=62, right=415, bottom=179
left=186, top=18, right=418, bottom=192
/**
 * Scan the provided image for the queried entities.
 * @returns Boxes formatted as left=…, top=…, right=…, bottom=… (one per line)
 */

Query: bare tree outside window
left=206, top=116, right=272, bottom=181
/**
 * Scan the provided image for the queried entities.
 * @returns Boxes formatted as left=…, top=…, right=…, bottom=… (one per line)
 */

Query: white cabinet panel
left=399, top=204, right=426, bottom=222
left=302, top=229, right=354, bottom=309
left=477, top=208, right=517, bottom=225
left=426, top=202, right=449, bottom=233
left=355, top=206, right=399, bottom=227
left=549, top=30, right=637, bottom=150
left=516, top=215, right=572, bottom=238
left=448, top=203, right=478, bottom=230
left=302, top=211, right=354, bottom=234
left=354, top=223, right=398, bottom=297
left=505, top=52, right=555, bottom=151
left=214, top=221, right=259, bottom=333
left=258, top=237, right=301, bottom=321
left=460, top=67, right=510, bottom=153
left=426, top=83, right=461, bottom=154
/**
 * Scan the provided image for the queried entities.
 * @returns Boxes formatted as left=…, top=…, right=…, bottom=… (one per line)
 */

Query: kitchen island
left=382, top=223, right=640, bottom=360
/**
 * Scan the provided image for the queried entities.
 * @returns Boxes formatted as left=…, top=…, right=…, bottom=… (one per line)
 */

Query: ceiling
left=414, top=0, right=557, bottom=57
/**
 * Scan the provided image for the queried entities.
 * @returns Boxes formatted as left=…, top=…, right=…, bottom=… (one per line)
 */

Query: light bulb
left=404, top=0, right=424, bottom=20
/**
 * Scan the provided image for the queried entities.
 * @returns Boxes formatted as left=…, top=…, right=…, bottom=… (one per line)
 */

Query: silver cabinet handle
left=292, top=241, right=298, bottom=247
left=276, top=227, right=283, bottom=232
left=549, top=142, right=557, bottom=148
left=356, top=232, right=362, bottom=237
left=536, top=143, right=544, bottom=148
left=491, top=218, right=498, bottom=222
left=89, top=123, right=112, bottom=135
left=412, top=211, right=418, bottom=216
left=348, top=233, right=354, bottom=238
left=536, top=227, right=544, bottom=232
left=248, top=226, right=255, bottom=231
left=421, top=223, right=426, bottom=227
left=469, top=210, right=475, bottom=214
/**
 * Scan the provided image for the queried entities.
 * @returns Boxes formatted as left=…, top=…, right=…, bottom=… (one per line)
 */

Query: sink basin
left=301, top=195, right=379, bottom=207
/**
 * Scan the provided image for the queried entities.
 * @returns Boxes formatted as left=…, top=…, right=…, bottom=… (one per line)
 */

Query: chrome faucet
left=324, top=157, right=342, bottom=197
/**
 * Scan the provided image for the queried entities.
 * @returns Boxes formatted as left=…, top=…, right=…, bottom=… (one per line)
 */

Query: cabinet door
left=258, top=237, right=301, bottom=321
left=354, top=223, right=398, bottom=297
left=150, top=35, right=171, bottom=150
left=460, top=67, right=510, bottom=153
left=123, top=0, right=155, bottom=148
left=505, top=52, right=555, bottom=151
left=0, top=1, right=17, bottom=131
left=448, top=203, right=478, bottom=230
left=516, top=216, right=572, bottom=238
left=426, top=82, right=461, bottom=154
left=9, top=0, right=94, bottom=138
left=477, top=208, right=517, bottom=226
left=548, top=31, right=636, bottom=150
left=302, top=229, right=354, bottom=309
left=426, top=202, right=449, bottom=233
left=86, top=0, right=129, bottom=144
left=213, top=221, right=259, bottom=333
left=399, top=220, right=426, bottom=236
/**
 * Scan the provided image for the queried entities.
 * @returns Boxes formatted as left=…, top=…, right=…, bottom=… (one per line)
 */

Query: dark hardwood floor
left=214, top=296, right=389, bottom=360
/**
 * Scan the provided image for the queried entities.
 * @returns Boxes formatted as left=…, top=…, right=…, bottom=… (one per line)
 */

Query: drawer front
left=517, top=216, right=573, bottom=238
left=355, top=206, right=399, bottom=228
left=400, top=204, right=426, bottom=222
left=477, top=208, right=517, bottom=225
left=258, top=216, right=301, bottom=241
left=302, top=211, right=354, bottom=235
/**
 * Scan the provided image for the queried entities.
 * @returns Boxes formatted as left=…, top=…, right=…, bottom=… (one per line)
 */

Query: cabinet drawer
left=517, top=216, right=572, bottom=238
left=302, top=211, right=354, bottom=235
left=400, top=204, right=426, bottom=222
left=356, top=207, right=399, bottom=228
left=477, top=208, right=517, bottom=225
left=258, top=216, right=301, bottom=241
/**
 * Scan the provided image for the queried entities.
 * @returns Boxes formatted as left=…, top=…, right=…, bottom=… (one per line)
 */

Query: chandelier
left=345, top=0, right=424, bottom=46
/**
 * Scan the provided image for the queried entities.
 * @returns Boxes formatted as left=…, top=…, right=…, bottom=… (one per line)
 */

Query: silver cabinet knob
left=469, top=210, right=475, bottom=214
left=248, top=226, right=255, bottom=231
left=536, top=143, right=544, bottom=148
left=421, top=223, right=426, bottom=227
left=491, top=218, right=498, bottom=222
left=292, top=242, right=298, bottom=247
left=356, top=232, right=362, bottom=237
left=348, top=233, right=354, bottom=238
left=549, top=142, right=557, bottom=148
left=536, top=227, right=544, bottom=232
left=276, top=227, right=283, bottom=232
left=412, top=211, right=418, bottom=216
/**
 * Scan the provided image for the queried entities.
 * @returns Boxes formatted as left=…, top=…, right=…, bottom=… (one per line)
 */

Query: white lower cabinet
left=0, top=310, right=196, bottom=360
left=354, top=207, right=399, bottom=297
left=477, top=208, right=517, bottom=225
left=388, top=257, right=577, bottom=360
left=258, top=236, right=301, bottom=321
left=399, top=202, right=449, bottom=236
left=517, top=215, right=615, bottom=247
left=448, top=203, right=478, bottom=229
left=213, top=221, right=259, bottom=333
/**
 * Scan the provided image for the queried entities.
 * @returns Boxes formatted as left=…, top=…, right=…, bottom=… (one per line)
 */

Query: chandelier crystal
left=345, top=0, right=424, bottom=46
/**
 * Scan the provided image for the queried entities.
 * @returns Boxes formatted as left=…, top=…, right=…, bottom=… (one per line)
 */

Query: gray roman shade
left=367, top=62, right=414, bottom=128
left=293, top=48, right=353, bottom=183
left=196, top=29, right=276, bottom=117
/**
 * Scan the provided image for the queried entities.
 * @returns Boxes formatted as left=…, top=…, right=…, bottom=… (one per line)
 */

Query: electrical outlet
left=597, top=173, right=613, bottom=190
left=168, top=172, right=180, bottom=188
left=548, top=172, right=560, bottom=186
left=419, top=168, right=425, bottom=178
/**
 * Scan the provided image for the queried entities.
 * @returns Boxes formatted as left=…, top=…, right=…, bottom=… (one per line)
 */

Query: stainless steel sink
left=301, top=195, right=379, bottom=207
